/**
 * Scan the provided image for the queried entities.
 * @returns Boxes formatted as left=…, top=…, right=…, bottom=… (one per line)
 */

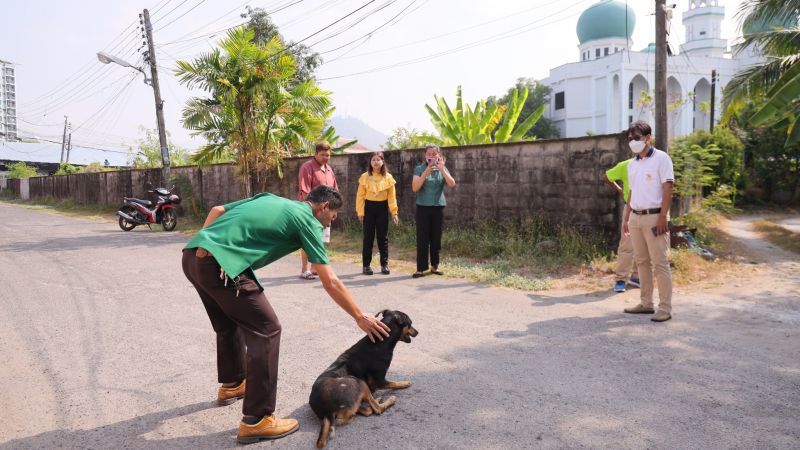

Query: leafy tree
left=8, top=162, right=39, bottom=179
left=423, top=85, right=545, bottom=146
left=670, top=128, right=745, bottom=193
left=489, top=78, right=560, bottom=139
left=242, top=6, right=321, bottom=85
left=670, top=143, right=722, bottom=200
left=176, top=26, right=332, bottom=194
left=127, top=126, right=191, bottom=169
left=54, top=162, right=80, bottom=175
left=382, top=126, right=425, bottom=150
left=725, top=0, right=800, bottom=147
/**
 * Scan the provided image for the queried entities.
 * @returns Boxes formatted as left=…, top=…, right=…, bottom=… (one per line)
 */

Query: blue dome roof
left=576, top=0, right=636, bottom=44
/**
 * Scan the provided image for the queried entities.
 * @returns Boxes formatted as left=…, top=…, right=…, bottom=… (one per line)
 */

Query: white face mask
left=629, top=140, right=646, bottom=153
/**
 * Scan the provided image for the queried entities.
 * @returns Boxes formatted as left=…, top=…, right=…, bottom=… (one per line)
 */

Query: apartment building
left=0, top=59, right=17, bottom=141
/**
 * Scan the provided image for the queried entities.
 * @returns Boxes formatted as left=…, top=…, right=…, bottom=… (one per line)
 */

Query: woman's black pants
left=362, top=200, right=389, bottom=267
left=415, top=205, right=444, bottom=272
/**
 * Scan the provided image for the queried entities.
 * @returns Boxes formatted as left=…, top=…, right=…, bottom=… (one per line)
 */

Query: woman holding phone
left=411, top=144, right=456, bottom=278
left=356, top=152, right=399, bottom=275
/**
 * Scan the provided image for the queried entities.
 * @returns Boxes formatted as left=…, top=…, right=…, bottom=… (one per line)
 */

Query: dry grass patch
left=753, top=219, right=800, bottom=255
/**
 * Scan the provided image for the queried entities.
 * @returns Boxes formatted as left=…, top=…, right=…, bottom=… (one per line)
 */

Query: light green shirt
left=185, top=193, right=329, bottom=288
left=605, top=159, right=631, bottom=202
left=414, top=162, right=447, bottom=207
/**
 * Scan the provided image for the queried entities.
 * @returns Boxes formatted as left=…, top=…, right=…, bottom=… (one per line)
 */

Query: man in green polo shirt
left=604, top=158, right=640, bottom=293
left=182, top=185, right=389, bottom=444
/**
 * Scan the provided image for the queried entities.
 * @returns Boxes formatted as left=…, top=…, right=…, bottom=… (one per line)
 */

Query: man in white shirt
left=622, top=121, right=674, bottom=322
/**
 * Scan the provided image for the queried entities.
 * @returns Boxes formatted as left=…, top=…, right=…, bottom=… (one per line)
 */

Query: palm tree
left=176, top=26, right=332, bottom=194
left=422, top=85, right=545, bottom=146
left=724, top=0, right=800, bottom=146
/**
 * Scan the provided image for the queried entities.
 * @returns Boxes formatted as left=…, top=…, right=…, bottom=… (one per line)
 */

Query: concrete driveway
left=0, top=203, right=798, bottom=449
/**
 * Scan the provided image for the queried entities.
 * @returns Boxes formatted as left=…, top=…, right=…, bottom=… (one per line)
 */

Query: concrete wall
left=24, top=134, right=629, bottom=238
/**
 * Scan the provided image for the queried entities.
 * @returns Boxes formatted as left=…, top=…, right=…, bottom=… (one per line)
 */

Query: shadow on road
left=0, top=230, right=187, bottom=253
left=0, top=402, right=229, bottom=450
left=527, top=289, right=618, bottom=307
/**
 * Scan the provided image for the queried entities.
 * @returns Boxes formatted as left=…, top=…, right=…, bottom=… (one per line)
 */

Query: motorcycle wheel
left=118, top=206, right=137, bottom=231
left=162, top=209, right=177, bottom=231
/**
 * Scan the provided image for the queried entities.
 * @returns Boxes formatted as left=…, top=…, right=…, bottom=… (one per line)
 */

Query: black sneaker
left=363, top=267, right=374, bottom=275
left=380, top=265, right=390, bottom=275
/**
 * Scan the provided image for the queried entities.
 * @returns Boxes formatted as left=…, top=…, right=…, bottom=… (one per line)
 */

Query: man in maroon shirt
left=298, top=142, right=339, bottom=279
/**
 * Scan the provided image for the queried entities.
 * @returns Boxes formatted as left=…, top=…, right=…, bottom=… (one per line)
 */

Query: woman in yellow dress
left=356, top=152, right=399, bottom=275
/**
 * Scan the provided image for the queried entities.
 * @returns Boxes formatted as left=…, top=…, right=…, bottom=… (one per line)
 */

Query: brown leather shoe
left=237, top=415, right=299, bottom=444
left=217, top=380, right=245, bottom=406
left=651, top=310, right=672, bottom=322
left=624, top=304, right=655, bottom=314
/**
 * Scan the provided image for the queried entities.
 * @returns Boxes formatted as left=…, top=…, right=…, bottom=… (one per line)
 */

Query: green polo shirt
left=605, top=159, right=631, bottom=202
left=414, top=162, right=447, bottom=206
left=185, top=193, right=329, bottom=288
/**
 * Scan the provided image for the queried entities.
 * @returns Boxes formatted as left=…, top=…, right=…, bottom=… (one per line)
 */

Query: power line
left=306, top=0, right=401, bottom=50
left=318, top=0, right=591, bottom=80
left=151, top=0, right=192, bottom=25
left=159, top=0, right=250, bottom=46
left=317, top=0, right=419, bottom=56
left=328, top=0, right=587, bottom=62
left=155, top=0, right=209, bottom=32
left=72, top=74, right=139, bottom=132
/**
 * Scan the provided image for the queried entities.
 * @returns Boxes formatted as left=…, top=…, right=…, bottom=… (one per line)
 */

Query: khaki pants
left=615, top=206, right=638, bottom=282
left=628, top=213, right=672, bottom=313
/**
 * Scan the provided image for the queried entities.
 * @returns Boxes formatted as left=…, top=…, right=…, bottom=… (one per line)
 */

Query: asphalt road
left=0, top=203, right=798, bottom=449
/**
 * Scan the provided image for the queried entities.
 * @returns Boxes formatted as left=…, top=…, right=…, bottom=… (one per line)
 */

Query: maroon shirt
left=298, top=158, right=339, bottom=200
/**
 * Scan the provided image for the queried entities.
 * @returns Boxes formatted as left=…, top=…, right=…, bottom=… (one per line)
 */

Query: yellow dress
left=356, top=172, right=398, bottom=216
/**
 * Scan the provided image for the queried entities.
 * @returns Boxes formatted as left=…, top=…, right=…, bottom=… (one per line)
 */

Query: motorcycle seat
left=125, top=197, right=152, bottom=206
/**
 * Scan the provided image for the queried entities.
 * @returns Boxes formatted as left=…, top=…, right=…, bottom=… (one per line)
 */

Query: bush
left=8, top=162, right=40, bottom=179
left=55, top=163, right=80, bottom=175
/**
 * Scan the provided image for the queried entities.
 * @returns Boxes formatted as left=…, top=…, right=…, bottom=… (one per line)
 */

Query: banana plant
left=320, top=125, right=358, bottom=153
left=423, top=85, right=544, bottom=146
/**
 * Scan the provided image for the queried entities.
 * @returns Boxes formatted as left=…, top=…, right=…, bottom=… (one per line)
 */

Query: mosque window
left=555, top=92, right=565, bottom=110
left=604, top=48, right=609, bottom=56
left=628, top=83, right=634, bottom=109
left=596, top=48, right=600, bottom=57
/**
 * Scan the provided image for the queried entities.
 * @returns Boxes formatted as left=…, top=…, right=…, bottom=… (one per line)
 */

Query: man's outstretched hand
left=356, top=314, right=390, bottom=343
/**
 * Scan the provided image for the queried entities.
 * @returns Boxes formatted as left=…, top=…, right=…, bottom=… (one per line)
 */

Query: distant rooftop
left=0, top=141, right=130, bottom=166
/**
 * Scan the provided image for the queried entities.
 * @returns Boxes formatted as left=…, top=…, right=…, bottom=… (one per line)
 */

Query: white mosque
left=542, top=0, right=770, bottom=139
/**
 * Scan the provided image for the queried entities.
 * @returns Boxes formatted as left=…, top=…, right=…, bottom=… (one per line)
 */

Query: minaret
left=681, top=0, right=727, bottom=57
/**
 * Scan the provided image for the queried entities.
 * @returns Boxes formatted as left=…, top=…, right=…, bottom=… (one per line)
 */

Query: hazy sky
left=3, top=0, right=748, bottom=153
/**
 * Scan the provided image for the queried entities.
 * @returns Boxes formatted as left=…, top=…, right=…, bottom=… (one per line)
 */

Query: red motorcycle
left=117, top=184, right=181, bottom=231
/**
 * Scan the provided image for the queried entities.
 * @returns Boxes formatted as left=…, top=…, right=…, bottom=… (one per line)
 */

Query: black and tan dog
left=308, top=310, right=418, bottom=448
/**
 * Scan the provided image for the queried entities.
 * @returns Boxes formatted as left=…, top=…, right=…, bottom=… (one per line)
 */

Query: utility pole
left=654, top=0, right=668, bottom=151
left=65, top=132, right=72, bottom=164
left=60, top=115, right=69, bottom=163
left=141, top=9, right=170, bottom=184
left=709, top=69, right=717, bottom=132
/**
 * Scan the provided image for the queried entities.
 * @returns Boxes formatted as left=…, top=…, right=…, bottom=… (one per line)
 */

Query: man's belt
left=632, top=207, right=662, bottom=215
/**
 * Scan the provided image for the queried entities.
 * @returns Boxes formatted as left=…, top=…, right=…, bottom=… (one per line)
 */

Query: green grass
left=3, top=195, right=613, bottom=291
left=329, top=219, right=610, bottom=291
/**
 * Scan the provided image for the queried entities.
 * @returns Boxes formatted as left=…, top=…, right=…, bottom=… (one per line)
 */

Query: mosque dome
left=576, top=0, right=636, bottom=44
left=640, top=42, right=656, bottom=53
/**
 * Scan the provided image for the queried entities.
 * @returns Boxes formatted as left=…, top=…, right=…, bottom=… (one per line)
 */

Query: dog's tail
left=316, top=416, right=333, bottom=449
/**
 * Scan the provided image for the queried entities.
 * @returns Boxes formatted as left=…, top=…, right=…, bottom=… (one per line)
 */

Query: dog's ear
left=375, top=309, right=389, bottom=318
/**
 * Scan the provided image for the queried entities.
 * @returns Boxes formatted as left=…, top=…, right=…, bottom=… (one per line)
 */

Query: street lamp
left=96, top=45, right=170, bottom=183
left=96, top=52, right=150, bottom=85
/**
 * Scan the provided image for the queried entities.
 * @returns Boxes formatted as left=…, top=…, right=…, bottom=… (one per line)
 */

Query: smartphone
left=651, top=222, right=673, bottom=236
